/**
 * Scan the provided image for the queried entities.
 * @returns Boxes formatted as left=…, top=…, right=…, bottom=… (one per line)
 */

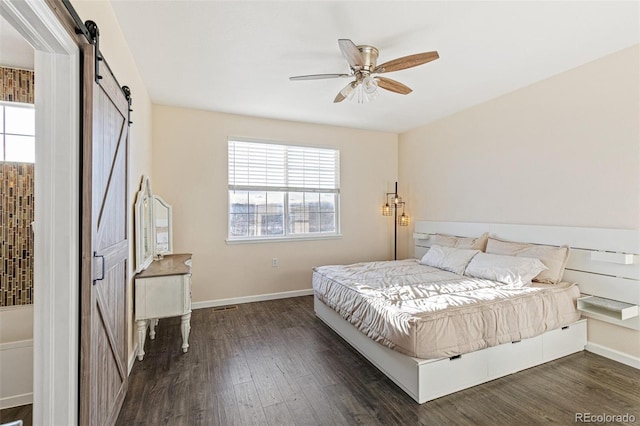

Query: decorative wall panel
left=0, top=67, right=34, bottom=104
left=0, top=163, right=34, bottom=306
left=1, top=66, right=34, bottom=306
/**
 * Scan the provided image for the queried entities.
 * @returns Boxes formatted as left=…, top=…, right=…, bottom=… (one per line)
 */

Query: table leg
left=180, top=312, right=191, bottom=353
left=149, top=318, right=158, bottom=339
left=136, top=319, right=148, bottom=361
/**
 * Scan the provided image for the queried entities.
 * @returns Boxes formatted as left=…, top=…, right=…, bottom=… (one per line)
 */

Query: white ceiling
left=111, top=1, right=639, bottom=133
left=0, top=15, right=34, bottom=70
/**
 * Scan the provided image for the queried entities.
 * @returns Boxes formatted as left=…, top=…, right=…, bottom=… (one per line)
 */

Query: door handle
left=93, top=252, right=105, bottom=284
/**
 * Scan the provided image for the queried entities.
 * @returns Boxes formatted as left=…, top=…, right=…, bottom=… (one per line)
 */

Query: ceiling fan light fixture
left=348, top=81, right=378, bottom=104
left=362, top=75, right=378, bottom=94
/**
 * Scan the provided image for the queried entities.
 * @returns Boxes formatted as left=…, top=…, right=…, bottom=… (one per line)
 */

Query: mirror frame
left=153, top=195, right=173, bottom=255
left=134, top=176, right=154, bottom=272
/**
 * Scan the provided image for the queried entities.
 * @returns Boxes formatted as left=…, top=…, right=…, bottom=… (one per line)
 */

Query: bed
left=313, top=259, right=580, bottom=359
left=312, top=221, right=639, bottom=403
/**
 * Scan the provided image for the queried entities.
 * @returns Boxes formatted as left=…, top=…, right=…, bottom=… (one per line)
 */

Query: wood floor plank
left=214, top=388, right=242, bottom=426
left=297, top=374, right=349, bottom=425
left=234, top=381, right=269, bottom=425
left=240, top=345, right=285, bottom=408
left=263, top=401, right=296, bottom=426
left=323, top=383, right=381, bottom=425
left=115, top=296, right=640, bottom=426
left=0, top=404, right=32, bottom=426
left=263, top=354, right=321, bottom=425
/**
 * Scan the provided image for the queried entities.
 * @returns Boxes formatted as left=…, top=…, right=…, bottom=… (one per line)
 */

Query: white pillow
left=420, top=245, right=480, bottom=275
left=464, top=252, right=548, bottom=287
left=486, top=237, right=570, bottom=284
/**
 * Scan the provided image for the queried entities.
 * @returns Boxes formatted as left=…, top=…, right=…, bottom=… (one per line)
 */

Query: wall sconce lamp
left=382, top=182, right=409, bottom=260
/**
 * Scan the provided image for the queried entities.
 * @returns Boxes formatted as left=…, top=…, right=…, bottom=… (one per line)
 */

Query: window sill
left=226, top=234, right=342, bottom=245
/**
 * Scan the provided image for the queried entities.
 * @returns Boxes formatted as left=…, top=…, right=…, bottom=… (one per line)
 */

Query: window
left=228, top=139, right=340, bottom=241
left=0, top=103, right=35, bottom=163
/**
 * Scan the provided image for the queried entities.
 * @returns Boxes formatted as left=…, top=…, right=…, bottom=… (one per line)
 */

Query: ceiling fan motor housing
left=357, top=45, right=379, bottom=73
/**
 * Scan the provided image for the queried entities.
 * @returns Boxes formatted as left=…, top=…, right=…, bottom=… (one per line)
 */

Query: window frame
left=0, top=101, right=36, bottom=163
left=226, top=137, right=341, bottom=243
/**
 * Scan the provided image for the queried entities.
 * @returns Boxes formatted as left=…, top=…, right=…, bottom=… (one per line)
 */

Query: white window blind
left=229, top=140, right=340, bottom=192
left=228, top=139, right=340, bottom=241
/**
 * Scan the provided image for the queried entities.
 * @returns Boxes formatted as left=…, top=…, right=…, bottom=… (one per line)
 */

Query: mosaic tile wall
left=1, top=66, right=35, bottom=306
left=0, top=67, right=35, bottom=103
left=0, top=163, right=34, bottom=306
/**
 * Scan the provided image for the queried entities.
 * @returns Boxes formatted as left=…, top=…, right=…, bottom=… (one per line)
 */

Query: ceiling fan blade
left=289, top=73, right=350, bottom=81
left=338, top=39, right=364, bottom=69
left=334, top=81, right=357, bottom=103
left=374, top=51, right=439, bottom=73
left=376, top=77, right=412, bottom=95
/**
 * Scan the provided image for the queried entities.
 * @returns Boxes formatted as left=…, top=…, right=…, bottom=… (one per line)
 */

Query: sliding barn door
left=80, top=42, right=130, bottom=425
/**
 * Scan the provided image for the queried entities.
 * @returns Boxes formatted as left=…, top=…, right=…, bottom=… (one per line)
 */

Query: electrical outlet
left=272, top=258, right=279, bottom=267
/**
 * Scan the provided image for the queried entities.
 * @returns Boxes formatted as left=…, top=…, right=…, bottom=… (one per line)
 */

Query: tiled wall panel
left=1, top=66, right=34, bottom=306
left=0, top=163, right=34, bottom=306
left=0, top=67, right=34, bottom=103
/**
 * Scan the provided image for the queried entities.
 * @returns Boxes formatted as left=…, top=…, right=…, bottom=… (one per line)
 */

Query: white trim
left=128, top=342, right=138, bottom=374
left=0, top=339, right=33, bottom=409
left=0, top=393, right=33, bottom=410
left=226, top=234, right=342, bottom=244
left=192, top=289, right=314, bottom=310
left=586, top=342, right=640, bottom=369
left=0, top=304, right=33, bottom=313
left=0, top=339, right=33, bottom=351
left=0, top=1, right=80, bottom=424
left=227, top=135, right=341, bottom=152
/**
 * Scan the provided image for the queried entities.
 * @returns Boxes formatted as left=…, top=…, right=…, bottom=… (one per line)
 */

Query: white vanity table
left=134, top=254, right=192, bottom=360
left=133, top=176, right=192, bottom=361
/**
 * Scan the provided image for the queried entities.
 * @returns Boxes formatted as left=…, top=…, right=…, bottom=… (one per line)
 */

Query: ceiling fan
left=289, top=39, right=439, bottom=103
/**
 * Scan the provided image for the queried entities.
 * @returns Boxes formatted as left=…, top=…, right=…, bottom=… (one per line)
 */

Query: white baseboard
left=0, top=392, right=33, bottom=410
left=192, top=289, right=314, bottom=310
left=586, top=342, right=640, bottom=369
left=0, top=339, right=33, bottom=409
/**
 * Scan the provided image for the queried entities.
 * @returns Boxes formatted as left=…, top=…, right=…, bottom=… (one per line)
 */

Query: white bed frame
left=314, top=221, right=639, bottom=403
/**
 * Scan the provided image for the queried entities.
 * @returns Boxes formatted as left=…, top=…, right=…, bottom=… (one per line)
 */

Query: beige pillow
left=485, top=237, right=570, bottom=284
left=420, top=245, right=480, bottom=275
left=434, top=232, right=489, bottom=251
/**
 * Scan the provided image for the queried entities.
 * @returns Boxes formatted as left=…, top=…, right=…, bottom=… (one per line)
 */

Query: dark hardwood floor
left=2, top=296, right=635, bottom=425
left=117, top=296, right=640, bottom=425
left=0, top=403, right=32, bottom=426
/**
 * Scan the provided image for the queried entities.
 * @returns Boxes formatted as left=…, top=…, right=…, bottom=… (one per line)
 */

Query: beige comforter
left=313, top=259, right=580, bottom=359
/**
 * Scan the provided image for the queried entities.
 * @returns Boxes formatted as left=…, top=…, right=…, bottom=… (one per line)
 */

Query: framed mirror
left=134, top=176, right=154, bottom=272
left=153, top=195, right=173, bottom=255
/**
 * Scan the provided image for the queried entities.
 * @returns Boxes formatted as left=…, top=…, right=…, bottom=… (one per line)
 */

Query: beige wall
left=152, top=105, right=397, bottom=302
left=399, top=45, right=640, bottom=358
left=73, top=0, right=154, bottom=364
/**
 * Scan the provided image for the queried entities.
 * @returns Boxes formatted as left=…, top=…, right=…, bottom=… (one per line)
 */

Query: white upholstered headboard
left=413, top=221, right=640, bottom=331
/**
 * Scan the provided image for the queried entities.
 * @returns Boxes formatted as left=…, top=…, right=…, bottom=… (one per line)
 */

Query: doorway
left=0, top=16, right=36, bottom=420
left=0, top=0, right=80, bottom=424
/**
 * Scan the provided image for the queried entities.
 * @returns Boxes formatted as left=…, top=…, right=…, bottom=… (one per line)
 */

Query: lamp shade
left=382, top=203, right=392, bottom=216
left=362, top=75, right=378, bottom=94
left=398, top=212, right=410, bottom=226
